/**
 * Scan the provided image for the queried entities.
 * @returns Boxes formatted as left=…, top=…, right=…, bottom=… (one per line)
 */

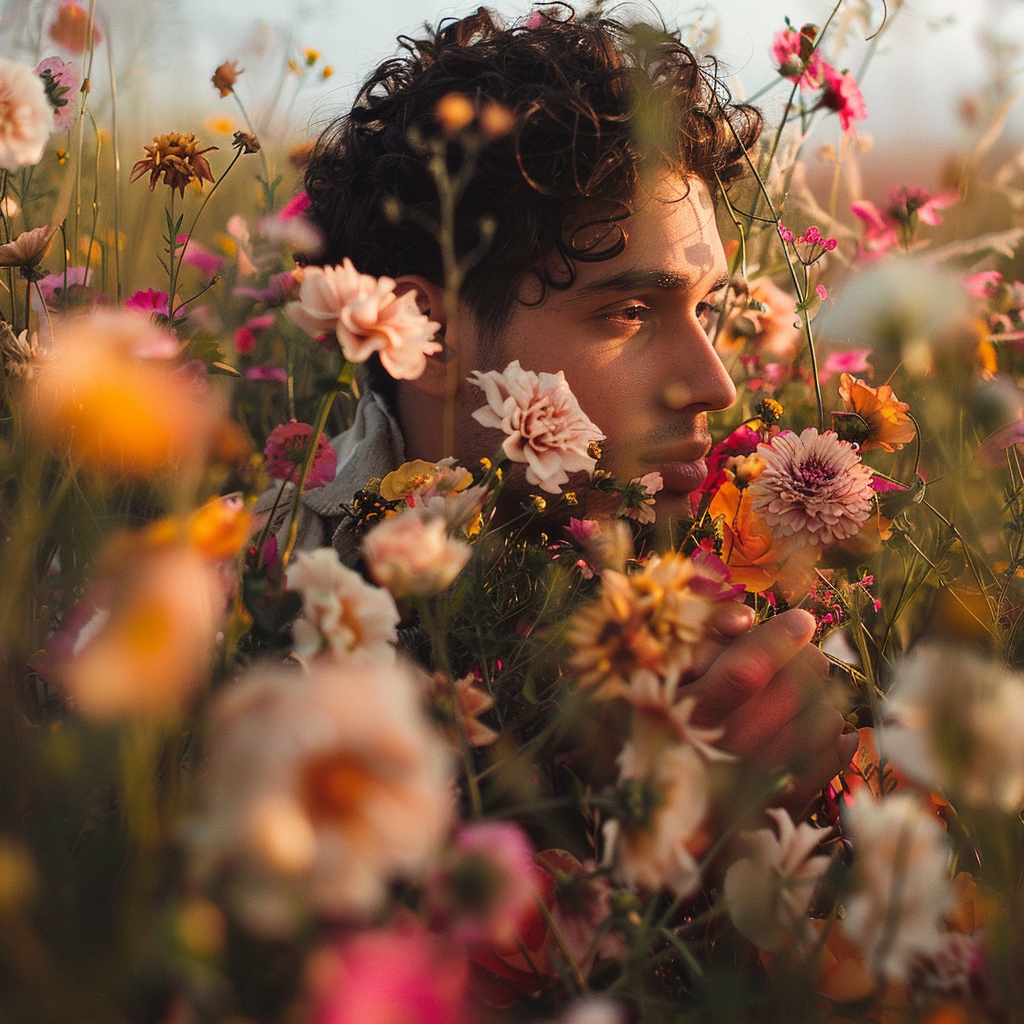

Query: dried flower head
left=212, top=60, right=242, bottom=97
left=748, top=428, right=875, bottom=548
left=130, top=132, right=217, bottom=198
left=232, top=130, right=260, bottom=154
left=0, top=58, right=54, bottom=172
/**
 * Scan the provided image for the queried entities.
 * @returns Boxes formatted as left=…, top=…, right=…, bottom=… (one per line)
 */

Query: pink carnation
left=820, top=65, right=867, bottom=133
left=263, top=420, right=337, bottom=488
left=286, top=260, right=442, bottom=380
left=748, top=428, right=874, bottom=547
left=468, top=359, right=605, bottom=494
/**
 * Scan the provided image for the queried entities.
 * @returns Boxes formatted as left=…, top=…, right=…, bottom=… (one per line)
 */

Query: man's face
left=413, top=172, right=736, bottom=528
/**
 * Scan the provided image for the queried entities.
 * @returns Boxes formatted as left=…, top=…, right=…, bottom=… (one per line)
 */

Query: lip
left=655, top=457, right=708, bottom=493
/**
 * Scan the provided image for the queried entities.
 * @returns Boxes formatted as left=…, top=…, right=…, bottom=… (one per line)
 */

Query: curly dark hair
left=304, top=5, right=762, bottom=344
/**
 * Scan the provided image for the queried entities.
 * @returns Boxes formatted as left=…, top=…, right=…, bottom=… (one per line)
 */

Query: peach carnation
left=468, top=360, right=605, bottom=494
left=286, top=260, right=441, bottom=380
left=748, top=428, right=874, bottom=548
left=0, top=58, right=55, bottom=171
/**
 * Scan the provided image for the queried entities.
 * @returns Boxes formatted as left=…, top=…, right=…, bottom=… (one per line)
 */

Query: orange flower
left=717, top=276, right=802, bottom=363
left=837, top=374, right=916, bottom=452
left=211, top=60, right=242, bottom=97
left=130, top=132, right=217, bottom=198
left=48, top=2, right=102, bottom=53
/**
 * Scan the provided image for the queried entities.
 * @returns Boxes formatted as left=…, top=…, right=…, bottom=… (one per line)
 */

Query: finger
left=687, top=609, right=817, bottom=725
left=704, top=601, right=755, bottom=640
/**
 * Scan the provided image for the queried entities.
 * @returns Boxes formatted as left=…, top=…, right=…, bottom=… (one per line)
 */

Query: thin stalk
left=106, top=29, right=122, bottom=302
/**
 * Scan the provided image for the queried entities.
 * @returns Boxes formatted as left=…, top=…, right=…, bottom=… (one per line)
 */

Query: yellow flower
left=837, top=373, right=916, bottom=452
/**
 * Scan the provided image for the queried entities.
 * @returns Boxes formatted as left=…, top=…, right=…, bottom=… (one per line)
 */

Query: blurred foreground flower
left=0, top=58, right=54, bottom=171
left=27, top=310, right=225, bottom=477
left=130, top=131, right=217, bottom=197
left=287, top=260, right=441, bottom=379
left=48, top=2, right=101, bottom=52
left=469, top=360, right=605, bottom=494
left=191, top=656, right=454, bottom=935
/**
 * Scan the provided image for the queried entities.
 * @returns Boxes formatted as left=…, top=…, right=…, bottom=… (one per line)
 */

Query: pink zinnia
left=263, top=420, right=337, bottom=488
left=748, top=428, right=874, bottom=547
left=820, top=65, right=867, bottom=133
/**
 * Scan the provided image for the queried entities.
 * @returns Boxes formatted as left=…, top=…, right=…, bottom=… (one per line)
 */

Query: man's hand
left=689, top=606, right=858, bottom=813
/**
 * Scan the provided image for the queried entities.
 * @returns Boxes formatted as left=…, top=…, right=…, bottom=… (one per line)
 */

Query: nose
left=660, top=318, right=736, bottom=413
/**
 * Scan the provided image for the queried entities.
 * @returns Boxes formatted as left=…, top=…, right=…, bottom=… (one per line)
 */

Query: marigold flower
left=0, top=59, right=54, bottom=171
left=836, top=373, right=916, bottom=452
left=284, top=547, right=399, bottom=660
left=190, top=656, right=454, bottom=935
left=723, top=808, right=832, bottom=952
left=211, top=60, right=242, bottom=97
left=286, top=260, right=442, bottom=380
left=568, top=552, right=715, bottom=698
left=469, top=359, right=606, bottom=495
left=748, top=428, right=875, bottom=547
left=129, top=131, right=217, bottom=198
left=263, top=420, right=337, bottom=488
left=48, top=2, right=101, bottom=52
left=820, top=65, right=868, bottom=133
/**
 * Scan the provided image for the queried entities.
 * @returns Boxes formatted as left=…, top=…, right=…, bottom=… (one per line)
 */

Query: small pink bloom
left=34, top=56, right=78, bottom=131
left=978, top=416, right=1024, bottom=468
left=870, top=476, right=907, bottom=493
left=524, top=10, right=544, bottom=28
left=246, top=365, right=288, bottom=382
left=778, top=223, right=794, bottom=243
left=234, top=270, right=297, bottom=306
left=965, top=270, right=1003, bottom=299
left=280, top=189, right=311, bottom=220
left=176, top=235, right=224, bottom=277
left=286, top=260, right=442, bottom=380
left=233, top=313, right=275, bottom=353
left=850, top=200, right=898, bottom=259
left=817, top=348, right=871, bottom=383
left=263, top=420, right=337, bottom=488
left=816, top=283, right=828, bottom=301
left=770, top=28, right=824, bottom=91
left=565, top=517, right=601, bottom=545
left=820, top=64, right=867, bottom=133
left=621, top=471, right=663, bottom=524
left=125, top=288, right=170, bottom=316
left=469, top=359, right=605, bottom=494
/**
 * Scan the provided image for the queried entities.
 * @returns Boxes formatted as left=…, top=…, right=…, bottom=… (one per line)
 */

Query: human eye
left=605, top=303, right=652, bottom=326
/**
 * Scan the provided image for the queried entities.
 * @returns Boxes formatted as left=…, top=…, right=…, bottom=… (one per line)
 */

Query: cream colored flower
left=468, top=359, right=605, bottom=494
left=723, top=808, right=831, bottom=952
left=0, top=59, right=53, bottom=171
left=285, top=548, right=399, bottom=660
left=361, top=507, right=472, bottom=597
left=841, top=793, right=953, bottom=981
left=748, top=428, right=874, bottom=547
left=881, top=643, right=1024, bottom=812
left=286, top=261, right=441, bottom=380
left=0, top=323, right=43, bottom=379
left=568, top=552, right=715, bottom=698
left=190, top=655, right=454, bottom=936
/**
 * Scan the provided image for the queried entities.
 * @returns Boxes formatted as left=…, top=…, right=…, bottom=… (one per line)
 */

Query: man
left=295, top=7, right=857, bottom=804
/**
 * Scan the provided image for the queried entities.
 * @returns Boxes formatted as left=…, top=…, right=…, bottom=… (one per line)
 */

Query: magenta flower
left=820, top=65, right=867, bottom=133
left=965, top=270, right=1003, bottom=299
left=34, top=56, right=78, bottom=131
left=851, top=186, right=958, bottom=260
left=125, top=288, right=170, bottom=316
left=245, top=365, right=288, bottom=383
left=748, top=428, right=875, bottom=547
left=279, top=189, right=311, bottom=220
left=770, top=26, right=824, bottom=91
left=176, top=235, right=224, bottom=277
left=263, top=420, right=337, bottom=488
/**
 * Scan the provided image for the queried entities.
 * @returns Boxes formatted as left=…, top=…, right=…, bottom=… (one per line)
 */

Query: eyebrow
left=573, top=268, right=730, bottom=299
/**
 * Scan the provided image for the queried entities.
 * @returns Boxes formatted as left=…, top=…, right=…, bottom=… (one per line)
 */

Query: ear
left=393, top=275, right=465, bottom=400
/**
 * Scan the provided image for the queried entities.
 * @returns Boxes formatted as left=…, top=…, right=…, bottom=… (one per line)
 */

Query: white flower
left=190, top=656, right=454, bottom=936
left=286, top=260, right=441, bottom=380
left=468, top=359, right=605, bottom=494
left=723, top=808, right=831, bottom=952
left=881, top=642, right=1024, bottom=812
left=361, top=507, right=472, bottom=597
left=841, top=793, right=954, bottom=981
left=284, top=548, right=399, bottom=660
left=0, top=59, right=53, bottom=171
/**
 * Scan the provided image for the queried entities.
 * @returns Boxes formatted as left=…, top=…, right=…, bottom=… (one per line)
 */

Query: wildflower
left=379, top=458, right=473, bottom=503
left=130, top=132, right=217, bottom=198
left=723, top=808, right=832, bottom=952
left=284, top=548, right=399, bottom=660
left=817, top=348, right=871, bottom=383
left=0, top=59, right=55, bottom=171
left=27, top=310, right=222, bottom=477
left=717, top=277, right=802, bottom=365
left=361, top=508, right=472, bottom=597
left=841, top=793, right=954, bottom=981
left=47, top=2, right=101, bottom=52
left=436, top=92, right=475, bottom=134
left=231, top=129, right=260, bottom=154
left=0, top=226, right=53, bottom=268
left=748, top=428, right=875, bottom=547
left=33, top=266, right=94, bottom=314
left=190, top=656, right=454, bottom=935
left=851, top=186, right=958, bottom=259
left=263, top=420, right=337, bottom=489
left=0, top=323, right=42, bottom=379
left=568, top=551, right=716, bottom=697
left=881, top=643, right=1024, bottom=812
left=479, top=100, right=515, bottom=138
left=835, top=373, right=916, bottom=452
left=175, top=235, right=223, bottom=277
left=820, top=65, right=867, bottom=133
left=430, top=822, right=539, bottom=945
left=212, top=60, right=242, bottom=97
left=307, top=925, right=471, bottom=1024
left=964, top=270, right=1002, bottom=299
left=771, top=24, right=823, bottom=91
left=423, top=670, right=498, bottom=748
left=469, top=360, right=606, bottom=495
left=619, top=471, right=663, bottom=524
left=124, top=288, right=170, bottom=317
left=33, top=57, right=78, bottom=131
left=286, top=260, right=442, bottom=380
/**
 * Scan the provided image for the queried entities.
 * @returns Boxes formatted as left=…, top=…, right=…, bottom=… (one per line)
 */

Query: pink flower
left=286, top=260, right=441, bottom=380
left=620, top=471, right=663, bottom=524
left=748, top=428, right=875, bottom=547
left=820, top=65, right=867, bottom=133
left=469, top=359, right=605, bottom=494
left=263, top=420, right=337, bottom=488
left=245, top=364, right=288, bottom=383
left=771, top=27, right=824, bottom=91
left=965, top=270, right=1003, bottom=299
left=361, top=508, right=472, bottom=597
left=233, top=313, right=274, bottom=354
left=309, top=926, right=471, bottom=1024
left=815, top=283, right=828, bottom=301
left=176, top=235, right=224, bottom=277
left=125, top=288, right=170, bottom=316
left=34, top=266, right=93, bottom=312
left=817, top=348, right=871, bottom=383
left=34, top=56, right=78, bottom=131
left=280, top=189, right=311, bottom=220
left=0, top=58, right=55, bottom=171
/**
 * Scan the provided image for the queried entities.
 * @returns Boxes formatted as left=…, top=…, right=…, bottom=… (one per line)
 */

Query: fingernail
left=783, top=609, right=815, bottom=638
